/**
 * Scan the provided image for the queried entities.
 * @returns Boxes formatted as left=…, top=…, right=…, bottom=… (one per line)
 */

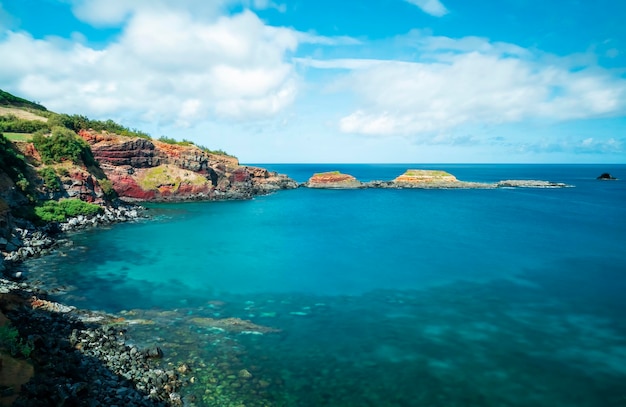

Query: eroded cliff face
left=9, top=141, right=110, bottom=204
left=77, top=130, right=297, bottom=201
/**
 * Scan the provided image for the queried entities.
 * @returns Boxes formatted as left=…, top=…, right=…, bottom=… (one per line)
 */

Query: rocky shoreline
left=1, top=205, right=145, bottom=266
left=2, top=286, right=188, bottom=406
left=0, top=204, right=199, bottom=406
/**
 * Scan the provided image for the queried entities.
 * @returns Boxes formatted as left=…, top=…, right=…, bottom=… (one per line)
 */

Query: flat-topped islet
left=300, top=169, right=571, bottom=189
left=393, top=170, right=459, bottom=184
left=305, top=171, right=362, bottom=189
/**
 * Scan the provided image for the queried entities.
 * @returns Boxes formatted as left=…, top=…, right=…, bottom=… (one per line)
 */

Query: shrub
left=0, top=324, right=33, bottom=358
left=38, top=167, right=61, bottom=191
left=15, top=174, right=30, bottom=192
left=46, top=113, right=152, bottom=139
left=157, top=136, right=194, bottom=146
left=47, top=113, right=88, bottom=132
left=0, top=114, right=49, bottom=133
left=32, top=126, right=95, bottom=165
left=98, top=178, right=116, bottom=198
left=0, top=133, right=29, bottom=188
left=34, top=199, right=102, bottom=222
left=196, top=144, right=234, bottom=157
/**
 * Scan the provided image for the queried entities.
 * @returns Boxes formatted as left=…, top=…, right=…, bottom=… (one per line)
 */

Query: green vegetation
left=157, top=136, right=193, bottom=146
left=34, top=199, right=102, bottom=222
left=404, top=170, right=453, bottom=177
left=0, top=114, right=49, bottom=133
left=3, top=132, right=33, bottom=141
left=138, top=165, right=208, bottom=192
left=38, top=167, right=61, bottom=191
left=196, top=144, right=234, bottom=157
left=158, top=137, right=234, bottom=157
left=0, top=324, right=33, bottom=358
left=98, top=178, right=116, bottom=198
left=0, top=89, right=47, bottom=111
left=313, top=171, right=341, bottom=176
left=32, top=126, right=96, bottom=165
left=45, top=113, right=151, bottom=139
left=0, top=133, right=30, bottom=192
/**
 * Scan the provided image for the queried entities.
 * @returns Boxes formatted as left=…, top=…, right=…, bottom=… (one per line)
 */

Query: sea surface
left=25, top=164, right=626, bottom=406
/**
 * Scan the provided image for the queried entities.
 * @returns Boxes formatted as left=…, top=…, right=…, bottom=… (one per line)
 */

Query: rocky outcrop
left=597, top=173, right=617, bottom=180
left=10, top=140, right=110, bottom=205
left=301, top=169, right=572, bottom=190
left=393, top=170, right=458, bottom=184
left=304, top=171, right=362, bottom=189
left=78, top=130, right=296, bottom=201
left=496, top=180, right=569, bottom=188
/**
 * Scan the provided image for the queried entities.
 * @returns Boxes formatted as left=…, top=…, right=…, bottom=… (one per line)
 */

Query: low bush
left=0, top=114, right=49, bottom=133
left=34, top=199, right=102, bottom=222
left=38, top=167, right=61, bottom=191
left=32, top=127, right=95, bottom=165
left=46, top=113, right=151, bottom=139
left=0, top=133, right=29, bottom=191
left=158, top=136, right=193, bottom=146
left=196, top=144, right=234, bottom=157
left=98, top=178, right=116, bottom=198
left=0, top=324, right=33, bottom=358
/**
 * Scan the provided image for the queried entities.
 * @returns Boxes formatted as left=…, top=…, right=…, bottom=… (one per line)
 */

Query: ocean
left=24, top=164, right=626, bottom=406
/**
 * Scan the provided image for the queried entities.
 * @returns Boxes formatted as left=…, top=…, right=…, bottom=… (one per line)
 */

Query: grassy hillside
left=0, top=88, right=233, bottom=157
left=0, top=89, right=46, bottom=111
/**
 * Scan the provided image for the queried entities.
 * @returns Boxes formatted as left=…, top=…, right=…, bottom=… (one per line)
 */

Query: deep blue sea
left=25, top=164, right=626, bottom=406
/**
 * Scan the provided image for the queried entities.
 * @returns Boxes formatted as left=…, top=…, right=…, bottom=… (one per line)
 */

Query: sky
left=0, top=0, right=625, bottom=163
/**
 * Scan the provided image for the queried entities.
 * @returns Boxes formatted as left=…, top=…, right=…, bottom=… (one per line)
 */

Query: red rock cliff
left=78, top=130, right=297, bottom=201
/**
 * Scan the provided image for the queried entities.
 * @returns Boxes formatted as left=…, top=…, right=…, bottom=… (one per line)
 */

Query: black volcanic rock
left=597, top=173, right=617, bottom=180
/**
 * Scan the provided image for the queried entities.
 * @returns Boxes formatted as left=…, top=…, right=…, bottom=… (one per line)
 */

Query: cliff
left=78, top=130, right=297, bottom=201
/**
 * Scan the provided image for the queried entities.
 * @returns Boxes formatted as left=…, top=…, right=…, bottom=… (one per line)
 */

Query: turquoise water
left=25, top=164, right=626, bottom=406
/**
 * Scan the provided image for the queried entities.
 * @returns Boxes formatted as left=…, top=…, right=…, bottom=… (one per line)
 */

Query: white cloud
left=295, top=32, right=362, bottom=46
left=405, top=0, right=449, bottom=17
left=0, top=7, right=298, bottom=124
left=295, top=58, right=385, bottom=70
left=68, top=0, right=285, bottom=27
left=323, top=34, right=626, bottom=137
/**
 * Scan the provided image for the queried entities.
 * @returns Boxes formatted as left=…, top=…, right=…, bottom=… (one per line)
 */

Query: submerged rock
left=188, top=317, right=281, bottom=334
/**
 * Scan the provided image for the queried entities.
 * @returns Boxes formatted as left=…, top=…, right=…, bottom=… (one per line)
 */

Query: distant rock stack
left=597, top=173, right=617, bottom=180
left=305, top=171, right=362, bottom=189
left=393, top=170, right=458, bottom=184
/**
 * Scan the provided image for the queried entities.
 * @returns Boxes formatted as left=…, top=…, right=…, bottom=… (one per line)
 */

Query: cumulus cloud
left=315, top=34, right=626, bottom=137
left=0, top=7, right=298, bottom=124
left=405, top=0, right=449, bottom=17
left=68, top=0, right=277, bottom=27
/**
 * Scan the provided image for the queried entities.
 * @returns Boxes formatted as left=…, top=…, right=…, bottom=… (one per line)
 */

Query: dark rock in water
left=144, top=346, right=164, bottom=359
left=597, top=173, right=617, bottom=180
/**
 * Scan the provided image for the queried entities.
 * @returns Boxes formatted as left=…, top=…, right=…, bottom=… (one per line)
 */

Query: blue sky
left=1, top=0, right=625, bottom=163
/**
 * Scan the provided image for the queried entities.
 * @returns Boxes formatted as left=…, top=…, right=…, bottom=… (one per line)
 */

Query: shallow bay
left=25, top=164, right=626, bottom=406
